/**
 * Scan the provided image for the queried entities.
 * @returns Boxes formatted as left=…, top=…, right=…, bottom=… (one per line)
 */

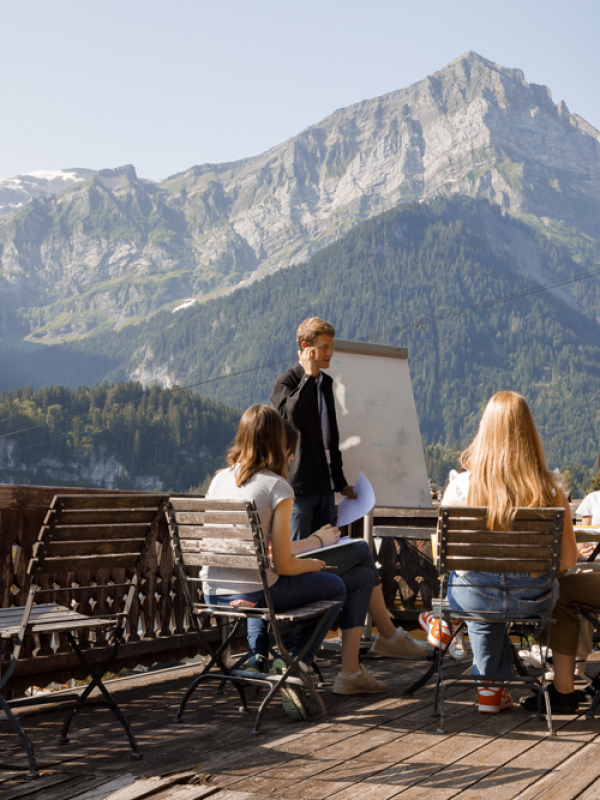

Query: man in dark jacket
left=270, top=317, right=356, bottom=540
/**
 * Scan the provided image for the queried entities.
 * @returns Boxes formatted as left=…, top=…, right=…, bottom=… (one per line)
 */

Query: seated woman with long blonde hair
left=423, top=391, right=579, bottom=714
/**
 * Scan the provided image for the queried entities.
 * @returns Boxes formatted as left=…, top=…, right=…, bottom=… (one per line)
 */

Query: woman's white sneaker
left=333, top=665, right=388, bottom=695
left=370, top=628, right=427, bottom=659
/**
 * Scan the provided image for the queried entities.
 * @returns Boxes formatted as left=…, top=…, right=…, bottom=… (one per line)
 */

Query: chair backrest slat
left=442, top=506, right=559, bottom=522
left=445, top=543, right=552, bottom=559
left=40, top=554, right=140, bottom=573
left=176, top=524, right=254, bottom=540
left=181, top=553, right=259, bottom=570
left=174, top=510, right=251, bottom=526
left=179, top=538, right=256, bottom=556
left=445, top=530, right=553, bottom=546
left=169, top=498, right=248, bottom=513
left=445, top=558, right=552, bottom=573
left=55, top=494, right=164, bottom=510
left=50, top=523, right=151, bottom=542
left=35, top=539, right=146, bottom=558
left=54, top=509, right=157, bottom=526
left=445, top=519, right=557, bottom=533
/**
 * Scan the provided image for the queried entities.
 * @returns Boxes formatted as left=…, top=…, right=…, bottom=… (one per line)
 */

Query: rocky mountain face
left=0, top=168, right=96, bottom=215
left=1, top=52, right=600, bottom=342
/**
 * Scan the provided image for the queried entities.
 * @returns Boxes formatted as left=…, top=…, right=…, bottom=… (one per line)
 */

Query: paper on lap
left=297, top=536, right=360, bottom=558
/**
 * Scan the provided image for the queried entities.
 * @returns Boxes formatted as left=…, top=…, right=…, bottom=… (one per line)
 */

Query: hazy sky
left=2, top=0, right=598, bottom=181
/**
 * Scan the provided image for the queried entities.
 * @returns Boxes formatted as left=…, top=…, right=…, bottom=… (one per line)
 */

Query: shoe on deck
left=243, top=654, right=265, bottom=700
left=271, top=658, right=308, bottom=720
left=478, top=686, right=513, bottom=714
left=520, top=682, right=579, bottom=715
left=418, top=611, right=462, bottom=650
left=370, top=629, right=427, bottom=660
left=333, top=664, right=388, bottom=695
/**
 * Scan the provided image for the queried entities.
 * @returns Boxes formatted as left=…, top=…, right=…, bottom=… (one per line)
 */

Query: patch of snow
left=26, top=170, right=86, bottom=182
left=173, top=298, right=197, bottom=313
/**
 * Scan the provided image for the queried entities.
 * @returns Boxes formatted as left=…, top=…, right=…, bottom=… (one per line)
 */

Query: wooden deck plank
left=471, top=738, right=600, bottom=800
left=3, top=655, right=600, bottom=800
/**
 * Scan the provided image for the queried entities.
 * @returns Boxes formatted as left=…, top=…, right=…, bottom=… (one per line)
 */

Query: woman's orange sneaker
left=478, top=686, right=513, bottom=713
left=418, top=611, right=462, bottom=649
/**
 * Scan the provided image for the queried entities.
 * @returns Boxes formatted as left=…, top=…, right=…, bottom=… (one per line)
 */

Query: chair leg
left=587, top=679, right=600, bottom=720
left=252, top=682, right=283, bottom=735
left=435, top=646, right=447, bottom=733
left=0, top=694, right=37, bottom=779
left=61, top=633, right=141, bottom=760
left=404, top=650, right=439, bottom=695
left=270, top=615, right=331, bottom=721
left=540, top=672, right=553, bottom=735
left=175, top=618, right=243, bottom=721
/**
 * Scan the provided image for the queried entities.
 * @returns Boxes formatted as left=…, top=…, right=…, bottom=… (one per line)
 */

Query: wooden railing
left=0, top=485, right=217, bottom=695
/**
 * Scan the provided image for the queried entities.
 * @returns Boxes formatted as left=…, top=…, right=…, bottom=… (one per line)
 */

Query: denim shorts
left=447, top=571, right=556, bottom=616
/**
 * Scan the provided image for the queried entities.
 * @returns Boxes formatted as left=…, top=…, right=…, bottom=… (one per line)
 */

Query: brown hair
left=296, top=317, right=336, bottom=350
left=227, top=405, right=288, bottom=487
left=461, top=391, right=560, bottom=530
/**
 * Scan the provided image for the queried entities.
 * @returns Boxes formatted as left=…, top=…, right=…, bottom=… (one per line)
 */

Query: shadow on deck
left=3, top=651, right=600, bottom=800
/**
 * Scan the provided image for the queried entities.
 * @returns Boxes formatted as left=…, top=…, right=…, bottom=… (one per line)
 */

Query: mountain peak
left=2, top=53, right=600, bottom=343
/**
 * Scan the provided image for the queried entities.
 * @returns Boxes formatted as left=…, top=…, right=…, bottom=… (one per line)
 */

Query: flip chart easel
left=331, top=340, right=432, bottom=641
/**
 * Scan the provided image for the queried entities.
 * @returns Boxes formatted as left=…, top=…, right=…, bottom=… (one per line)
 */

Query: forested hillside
left=51, top=197, right=599, bottom=495
left=3, top=197, right=600, bottom=495
left=0, top=383, right=239, bottom=492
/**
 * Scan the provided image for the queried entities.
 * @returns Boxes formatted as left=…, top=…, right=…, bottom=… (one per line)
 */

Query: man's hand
left=299, top=345, right=321, bottom=377
left=341, top=485, right=358, bottom=500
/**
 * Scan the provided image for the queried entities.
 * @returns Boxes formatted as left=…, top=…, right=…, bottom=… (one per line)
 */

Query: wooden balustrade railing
left=0, top=485, right=218, bottom=695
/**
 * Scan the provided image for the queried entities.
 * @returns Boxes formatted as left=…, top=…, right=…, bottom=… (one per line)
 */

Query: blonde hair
left=228, top=405, right=289, bottom=487
left=296, top=317, right=335, bottom=350
left=460, top=391, right=559, bottom=530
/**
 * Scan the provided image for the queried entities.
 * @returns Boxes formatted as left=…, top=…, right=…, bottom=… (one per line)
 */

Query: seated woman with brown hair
left=204, top=405, right=418, bottom=717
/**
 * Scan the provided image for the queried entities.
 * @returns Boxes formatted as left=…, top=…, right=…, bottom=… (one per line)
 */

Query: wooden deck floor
left=3, top=652, right=600, bottom=800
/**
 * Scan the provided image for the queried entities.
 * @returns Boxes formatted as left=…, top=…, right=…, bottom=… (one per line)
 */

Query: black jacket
left=270, top=362, right=347, bottom=495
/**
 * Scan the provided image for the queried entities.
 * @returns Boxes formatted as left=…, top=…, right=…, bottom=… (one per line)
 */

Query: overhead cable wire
left=359, top=265, right=600, bottom=342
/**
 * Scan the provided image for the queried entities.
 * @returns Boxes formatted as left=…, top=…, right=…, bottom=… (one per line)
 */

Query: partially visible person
left=577, top=486, right=600, bottom=527
left=280, top=420, right=427, bottom=668
left=271, top=317, right=356, bottom=542
left=421, top=391, right=579, bottom=714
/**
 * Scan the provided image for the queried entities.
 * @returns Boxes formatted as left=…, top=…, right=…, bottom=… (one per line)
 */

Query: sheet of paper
left=297, top=536, right=360, bottom=558
left=336, top=471, right=376, bottom=528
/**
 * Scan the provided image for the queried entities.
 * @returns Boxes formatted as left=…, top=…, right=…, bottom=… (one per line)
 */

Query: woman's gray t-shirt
left=203, top=467, right=294, bottom=596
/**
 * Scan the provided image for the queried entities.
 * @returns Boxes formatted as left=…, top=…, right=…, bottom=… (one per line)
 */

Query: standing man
left=272, top=317, right=428, bottom=661
left=271, top=317, right=356, bottom=541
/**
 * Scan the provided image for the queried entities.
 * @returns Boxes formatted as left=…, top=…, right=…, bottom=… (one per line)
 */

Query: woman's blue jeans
left=207, top=571, right=346, bottom=665
left=447, top=571, right=554, bottom=680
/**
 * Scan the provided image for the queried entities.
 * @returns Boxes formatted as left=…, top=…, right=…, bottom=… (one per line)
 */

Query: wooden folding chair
left=0, top=493, right=167, bottom=778
left=166, top=497, right=343, bottom=734
left=426, top=506, right=564, bottom=733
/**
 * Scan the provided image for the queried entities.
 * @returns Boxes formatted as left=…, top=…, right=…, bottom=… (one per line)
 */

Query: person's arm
left=559, top=490, right=578, bottom=571
left=290, top=524, right=341, bottom=556
left=271, top=369, right=317, bottom=427
left=270, top=498, right=326, bottom=575
left=582, top=516, right=593, bottom=526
